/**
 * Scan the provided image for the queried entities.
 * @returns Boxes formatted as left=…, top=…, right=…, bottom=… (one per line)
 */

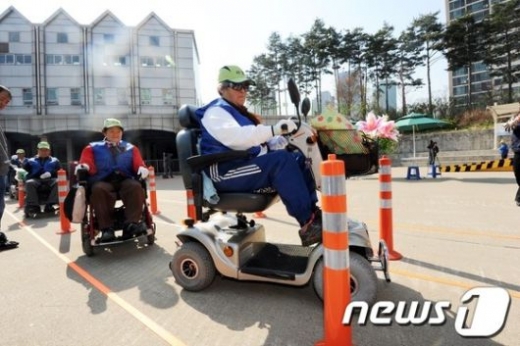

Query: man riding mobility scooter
left=169, top=78, right=389, bottom=304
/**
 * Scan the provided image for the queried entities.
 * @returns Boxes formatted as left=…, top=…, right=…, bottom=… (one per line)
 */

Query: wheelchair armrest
left=76, top=168, right=89, bottom=186
left=186, top=151, right=249, bottom=171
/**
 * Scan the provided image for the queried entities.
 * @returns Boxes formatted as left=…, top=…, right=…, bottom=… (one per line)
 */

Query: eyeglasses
left=225, top=82, right=250, bottom=92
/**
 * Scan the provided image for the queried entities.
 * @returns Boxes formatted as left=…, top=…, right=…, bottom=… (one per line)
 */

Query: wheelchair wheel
left=146, top=223, right=156, bottom=245
left=81, top=221, right=94, bottom=257
left=170, top=242, right=216, bottom=291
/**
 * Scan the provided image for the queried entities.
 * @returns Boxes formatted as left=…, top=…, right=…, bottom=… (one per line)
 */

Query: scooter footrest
left=241, top=243, right=313, bottom=279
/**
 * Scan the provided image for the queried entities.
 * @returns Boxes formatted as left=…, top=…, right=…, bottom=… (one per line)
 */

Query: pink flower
left=356, top=111, right=383, bottom=139
left=356, top=112, right=400, bottom=142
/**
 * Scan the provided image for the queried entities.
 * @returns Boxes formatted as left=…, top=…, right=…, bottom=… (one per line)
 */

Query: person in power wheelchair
left=75, top=118, right=150, bottom=243
left=195, top=65, right=322, bottom=246
left=22, top=141, right=61, bottom=217
left=8, top=148, right=27, bottom=199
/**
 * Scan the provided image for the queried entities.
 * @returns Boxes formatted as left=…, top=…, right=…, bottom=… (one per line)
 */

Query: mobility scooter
left=169, top=79, right=390, bottom=304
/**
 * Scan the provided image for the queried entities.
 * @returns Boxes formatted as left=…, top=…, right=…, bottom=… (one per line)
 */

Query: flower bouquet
left=356, top=112, right=399, bottom=156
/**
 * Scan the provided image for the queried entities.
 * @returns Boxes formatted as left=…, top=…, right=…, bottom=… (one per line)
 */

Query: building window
left=46, top=54, right=80, bottom=65
left=114, top=56, right=127, bottom=66
left=0, top=54, right=30, bottom=64
left=103, top=34, right=115, bottom=44
left=155, top=56, right=165, bottom=67
left=0, top=42, right=9, bottom=53
left=117, top=88, right=128, bottom=105
left=140, top=56, right=154, bottom=67
left=57, top=32, right=68, bottom=43
left=141, top=88, right=151, bottom=105
left=94, top=88, right=105, bottom=105
left=23, top=88, right=33, bottom=106
left=163, top=89, right=174, bottom=105
left=71, top=88, right=81, bottom=105
left=47, top=88, right=58, bottom=105
left=8, top=32, right=20, bottom=42
left=149, top=36, right=160, bottom=46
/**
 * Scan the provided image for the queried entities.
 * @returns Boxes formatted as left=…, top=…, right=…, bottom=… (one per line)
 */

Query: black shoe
left=0, top=232, right=19, bottom=251
left=44, top=204, right=55, bottom=213
left=25, top=205, right=41, bottom=217
left=0, top=231, right=7, bottom=244
left=100, top=228, right=116, bottom=242
left=298, top=212, right=322, bottom=247
left=124, top=222, right=147, bottom=239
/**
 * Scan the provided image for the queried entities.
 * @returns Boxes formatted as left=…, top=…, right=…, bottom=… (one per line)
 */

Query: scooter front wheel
left=312, top=252, right=378, bottom=305
left=170, top=242, right=216, bottom=291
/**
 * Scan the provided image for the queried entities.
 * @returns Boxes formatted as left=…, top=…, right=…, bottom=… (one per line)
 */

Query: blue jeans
left=207, top=150, right=318, bottom=226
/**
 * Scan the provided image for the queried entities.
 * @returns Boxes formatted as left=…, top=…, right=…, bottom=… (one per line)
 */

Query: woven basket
left=317, top=130, right=371, bottom=155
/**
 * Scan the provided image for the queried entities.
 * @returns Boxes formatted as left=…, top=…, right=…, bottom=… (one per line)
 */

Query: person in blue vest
left=75, top=118, right=149, bottom=242
left=195, top=65, right=322, bottom=246
left=498, top=139, right=509, bottom=159
left=0, top=85, right=18, bottom=250
left=22, top=141, right=61, bottom=216
left=7, top=148, right=27, bottom=196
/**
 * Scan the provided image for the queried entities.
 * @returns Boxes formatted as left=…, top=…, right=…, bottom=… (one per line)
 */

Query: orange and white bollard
left=57, top=169, right=74, bottom=234
left=148, top=166, right=160, bottom=215
left=18, top=179, right=25, bottom=208
left=253, top=211, right=266, bottom=218
left=186, top=189, right=197, bottom=220
left=316, top=154, right=352, bottom=346
left=379, top=156, right=402, bottom=260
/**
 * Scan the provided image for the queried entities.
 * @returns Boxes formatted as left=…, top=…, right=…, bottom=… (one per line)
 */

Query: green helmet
left=102, top=118, right=124, bottom=132
left=218, top=65, right=255, bottom=85
left=37, top=141, right=51, bottom=150
left=16, top=149, right=25, bottom=154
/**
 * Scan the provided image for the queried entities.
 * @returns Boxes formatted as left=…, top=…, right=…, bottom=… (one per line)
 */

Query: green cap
left=103, top=118, right=124, bottom=131
left=16, top=149, right=25, bottom=154
left=218, top=65, right=254, bottom=84
left=37, top=141, right=50, bottom=150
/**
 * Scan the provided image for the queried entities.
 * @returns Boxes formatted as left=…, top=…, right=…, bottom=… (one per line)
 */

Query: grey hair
left=217, top=82, right=227, bottom=96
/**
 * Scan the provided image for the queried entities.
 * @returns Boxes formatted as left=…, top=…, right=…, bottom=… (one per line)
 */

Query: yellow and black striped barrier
left=441, top=158, right=513, bottom=173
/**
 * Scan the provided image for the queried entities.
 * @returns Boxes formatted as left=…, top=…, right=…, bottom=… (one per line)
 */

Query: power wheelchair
left=23, top=178, right=59, bottom=218
left=72, top=166, right=156, bottom=257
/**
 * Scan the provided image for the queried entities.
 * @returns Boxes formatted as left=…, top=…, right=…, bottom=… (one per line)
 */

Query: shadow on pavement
left=180, top=277, right=503, bottom=346
left=401, top=256, right=520, bottom=293
left=66, top=243, right=178, bottom=314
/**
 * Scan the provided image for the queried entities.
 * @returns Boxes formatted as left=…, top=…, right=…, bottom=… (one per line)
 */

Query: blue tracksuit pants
left=206, top=150, right=318, bottom=226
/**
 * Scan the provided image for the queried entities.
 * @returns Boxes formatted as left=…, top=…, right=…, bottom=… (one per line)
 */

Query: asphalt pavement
left=1, top=167, right=519, bottom=346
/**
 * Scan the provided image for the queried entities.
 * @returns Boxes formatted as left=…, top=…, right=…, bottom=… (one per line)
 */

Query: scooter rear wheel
left=170, top=242, right=216, bottom=291
left=312, top=252, right=378, bottom=305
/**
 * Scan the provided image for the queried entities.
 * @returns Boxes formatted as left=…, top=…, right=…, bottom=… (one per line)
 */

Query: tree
left=395, top=27, right=423, bottom=116
left=365, top=23, right=399, bottom=114
left=443, top=14, right=486, bottom=108
left=482, top=0, right=520, bottom=103
left=302, top=19, right=333, bottom=113
left=411, top=12, right=444, bottom=115
left=337, top=27, right=366, bottom=117
left=248, top=54, right=277, bottom=115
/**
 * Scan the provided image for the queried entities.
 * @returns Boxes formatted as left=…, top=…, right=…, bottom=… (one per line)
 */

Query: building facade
left=445, top=0, right=517, bottom=106
left=0, top=6, right=200, bottom=164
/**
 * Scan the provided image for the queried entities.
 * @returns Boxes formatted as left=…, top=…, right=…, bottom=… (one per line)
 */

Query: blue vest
left=26, top=156, right=61, bottom=180
left=195, top=98, right=262, bottom=157
left=89, top=140, right=136, bottom=183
